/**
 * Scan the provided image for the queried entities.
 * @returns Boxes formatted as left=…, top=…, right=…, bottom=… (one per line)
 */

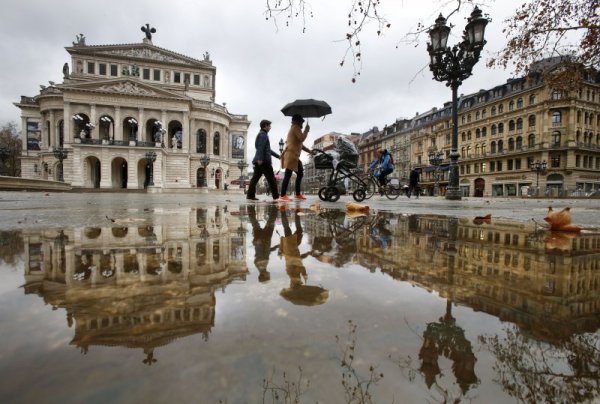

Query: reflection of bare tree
left=481, top=326, right=600, bottom=403
left=261, top=366, right=310, bottom=403
left=0, top=230, right=23, bottom=266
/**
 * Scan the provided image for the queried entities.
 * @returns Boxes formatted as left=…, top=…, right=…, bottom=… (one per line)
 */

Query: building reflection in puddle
left=11, top=205, right=600, bottom=401
left=22, top=206, right=247, bottom=365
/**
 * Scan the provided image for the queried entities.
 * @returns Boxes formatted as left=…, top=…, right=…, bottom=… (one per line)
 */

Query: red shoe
left=295, top=194, right=306, bottom=200
left=278, top=195, right=291, bottom=202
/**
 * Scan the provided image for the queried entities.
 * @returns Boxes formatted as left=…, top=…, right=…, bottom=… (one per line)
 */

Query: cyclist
left=376, top=149, right=394, bottom=188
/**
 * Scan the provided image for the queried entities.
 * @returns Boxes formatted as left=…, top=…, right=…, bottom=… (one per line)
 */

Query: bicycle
left=363, top=169, right=401, bottom=200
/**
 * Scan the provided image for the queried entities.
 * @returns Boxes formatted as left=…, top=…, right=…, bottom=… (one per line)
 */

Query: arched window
left=482, top=143, right=487, bottom=155
left=461, top=147, right=466, bottom=157
left=552, top=111, right=562, bottom=123
left=482, top=109, right=487, bottom=118
left=467, top=131, right=472, bottom=140
left=476, top=128, right=481, bottom=138
left=528, top=134, right=536, bottom=148
left=576, top=130, right=581, bottom=143
left=509, top=100, right=515, bottom=111
left=509, top=120, right=515, bottom=131
left=577, top=110, right=582, bottom=123
left=491, top=106, right=497, bottom=116
left=516, top=118, right=523, bottom=130
left=508, top=138, right=515, bottom=151
left=476, top=111, right=480, bottom=120
left=475, top=144, right=480, bottom=155
left=516, top=136, right=523, bottom=150
left=482, top=127, right=487, bottom=137
left=213, top=131, right=220, bottom=155
left=466, top=146, right=471, bottom=157
left=551, top=131, right=561, bottom=147
left=528, top=115, right=536, bottom=128
left=529, top=94, right=536, bottom=105
left=461, top=132, right=466, bottom=142
left=490, top=141, right=497, bottom=154
left=516, top=98, right=523, bottom=108
left=498, top=140, right=504, bottom=152
left=467, top=114, right=471, bottom=123
left=196, top=129, right=207, bottom=153
left=498, top=104, right=504, bottom=113
left=491, top=124, right=497, bottom=136
left=498, top=122, right=504, bottom=133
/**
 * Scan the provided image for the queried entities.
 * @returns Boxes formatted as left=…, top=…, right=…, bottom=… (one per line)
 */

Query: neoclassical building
left=14, top=30, right=249, bottom=190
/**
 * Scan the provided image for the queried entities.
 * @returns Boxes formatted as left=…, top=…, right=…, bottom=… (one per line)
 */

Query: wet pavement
left=0, top=191, right=599, bottom=403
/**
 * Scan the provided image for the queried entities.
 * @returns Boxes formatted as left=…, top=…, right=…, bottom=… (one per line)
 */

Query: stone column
left=114, top=106, right=122, bottom=141
left=21, top=116, right=28, bottom=153
left=138, top=107, right=145, bottom=142
left=64, top=102, right=72, bottom=144
left=49, top=110, right=55, bottom=149
left=183, top=111, right=190, bottom=152
left=90, top=104, right=97, bottom=140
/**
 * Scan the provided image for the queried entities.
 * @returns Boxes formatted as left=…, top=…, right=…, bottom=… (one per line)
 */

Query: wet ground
left=0, top=191, right=599, bottom=403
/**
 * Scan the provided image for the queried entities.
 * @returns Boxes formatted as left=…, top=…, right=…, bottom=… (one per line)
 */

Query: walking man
left=408, top=168, right=420, bottom=199
left=246, top=119, right=280, bottom=201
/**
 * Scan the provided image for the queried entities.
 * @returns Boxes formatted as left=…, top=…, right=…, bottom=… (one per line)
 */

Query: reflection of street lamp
left=199, top=154, right=210, bottom=187
left=53, top=147, right=69, bottom=182
left=428, top=150, right=444, bottom=196
left=427, top=7, right=489, bottom=200
left=145, top=151, right=157, bottom=186
left=279, top=138, right=285, bottom=153
left=237, top=159, right=248, bottom=188
left=531, top=159, right=547, bottom=197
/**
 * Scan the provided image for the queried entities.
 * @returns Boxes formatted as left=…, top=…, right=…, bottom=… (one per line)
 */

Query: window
left=174, top=72, right=181, bottom=83
left=517, top=98, right=523, bottom=108
left=467, top=114, right=471, bottom=123
left=528, top=134, right=536, bottom=148
left=491, top=124, right=497, bottom=135
left=551, top=155, right=561, bottom=168
left=461, top=132, right=466, bottom=142
left=476, top=111, right=480, bottom=120
left=467, top=131, right=472, bottom=140
left=143, top=68, right=150, bottom=80
left=508, top=159, right=513, bottom=170
left=491, top=141, right=496, bottom=154
left=462, top=116, right=466, bottom=124
left=498, top=140, right=504, bottom=152
left=194, top=74, right=200, bottom=85
left=482, top=109, right=487, bottom=118
left=213, top=131, right=220, bottom=155
left=196, top=129, right=207, bottom=153
left=552, top=131, right=561, bottom=146
left=516, top=136, right=523, bottom=150
left=490, top=161, right=495, bottom=172
left=515, top=158, right=521, bottom=170
left=497, top=161, right=503, bottom=171
left=87, top=62, right=95, bottom=74
left=110, top=64, right=118, bottom=76
left=509, top=120, right=515, bottom=131
left=516, top=118, right=523, bottom=130
left=476, top=128, right=481, bottom=138
left=491, top=106, right=497, bottom=116
left=499, top=104, right=504, bottom=113
left=552, top=111, right=562, bottom=124
left=577, top=110, right=582, bottom=123
left=552, top=90, right=563, bottom=100
left=508, top=138, right=515, bottom=151
left=509, top=100, right=515, bottom=111
left=529, top=94, right=536, bottom=105
left=153, top=69, right=161, bottom=81
left=498, top=123, right=504, bottom=134
left=99, top=63, right=107, bottom=75
left=482, top=127, right=487, bottom=137
left=528, top=115, right=536, bottom=128
left=184, top=73, right=190, bottom=85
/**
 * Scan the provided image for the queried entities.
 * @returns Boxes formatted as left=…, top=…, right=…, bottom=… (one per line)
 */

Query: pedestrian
left=278, top=114, right=311, bottom=201
left=246, top=119, right=280, bottom=201
left=248, top=204, right=279, bottom=282
left=408, top=168, right=420, bottom=199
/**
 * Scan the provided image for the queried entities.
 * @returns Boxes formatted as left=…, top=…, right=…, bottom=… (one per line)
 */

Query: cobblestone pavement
left=1, top=190, right=599, bottom=230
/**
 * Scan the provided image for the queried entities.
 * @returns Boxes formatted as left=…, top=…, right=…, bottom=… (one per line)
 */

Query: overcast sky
left=0, top=0, right=522, bottom=151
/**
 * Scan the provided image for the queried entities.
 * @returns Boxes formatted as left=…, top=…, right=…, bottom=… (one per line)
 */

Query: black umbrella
left=281, top=99, right=332, bottom=118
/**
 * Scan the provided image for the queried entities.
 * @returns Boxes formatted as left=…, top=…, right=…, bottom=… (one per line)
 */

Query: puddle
left=0, top=206, right=598, bottom=403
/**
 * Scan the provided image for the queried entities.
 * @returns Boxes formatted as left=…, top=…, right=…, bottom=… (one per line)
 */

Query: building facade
left=14, top=31, right=249, bottom=191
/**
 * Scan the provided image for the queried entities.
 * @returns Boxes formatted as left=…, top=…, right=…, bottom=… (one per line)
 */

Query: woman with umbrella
left=278, top=114, right=311, bottom=201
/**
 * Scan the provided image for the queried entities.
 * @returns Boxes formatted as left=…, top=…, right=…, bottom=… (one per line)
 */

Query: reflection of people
left=247, top=119, right=280, bottom=201
left=408, top=168, right=420, bottom=199
left=376, top=149, right=394, bottom=187
left=279, top=114, right=311, bottom=201
left=248, top=205, right=278, bottom=282
left=369, top=214, right=392, bottom=249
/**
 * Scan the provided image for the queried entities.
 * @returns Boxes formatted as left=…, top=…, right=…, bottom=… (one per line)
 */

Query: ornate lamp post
left=53, top=147, right=69, bottom=182
left=237, top=159, right=248, bottom=188
left=199, top=154, right=210, bottom=187
left=279, top=138, right=285, bottom=154
left=145, top=151, right=157, bottom=186
left=531, top=159, right=547, bottom=197
left=428, top=150, right=444, bottom=196
left=427, top=7, right=489, bottom=200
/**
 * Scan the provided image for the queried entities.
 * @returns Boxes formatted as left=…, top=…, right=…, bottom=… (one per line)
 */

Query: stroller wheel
left=353, top=188, right=366, bottom=202
left=325, top=186, right=341, bottom=202
left=318, top=187, right=328, bottom=201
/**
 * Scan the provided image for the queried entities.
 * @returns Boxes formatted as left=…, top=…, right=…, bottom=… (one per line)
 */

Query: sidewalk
left=0, top=190, right=598, bottom=230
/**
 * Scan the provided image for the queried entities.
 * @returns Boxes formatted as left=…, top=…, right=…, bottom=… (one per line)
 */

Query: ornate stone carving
left=98, top=48, right=194, bottom=65
left=98, top=82, right=157, bottom=96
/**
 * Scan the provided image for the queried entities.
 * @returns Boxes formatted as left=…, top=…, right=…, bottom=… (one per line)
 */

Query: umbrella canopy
left=281, top=99, right=332, bottom=118
left=280, top=285, right=329, bottom=306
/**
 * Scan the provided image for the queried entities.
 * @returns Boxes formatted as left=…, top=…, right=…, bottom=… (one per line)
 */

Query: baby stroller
left=314, top=137, right=371, bottom=202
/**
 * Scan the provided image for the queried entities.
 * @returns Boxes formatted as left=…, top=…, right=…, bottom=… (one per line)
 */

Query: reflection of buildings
left=302, top=211, right=600, bottom=343
left=22, top=207, right=247, bottom=363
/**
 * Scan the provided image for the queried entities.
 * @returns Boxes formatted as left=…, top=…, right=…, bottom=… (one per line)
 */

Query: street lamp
left=428, top=150, right=444, bottom=196
left=427, top=7, right=489, bottom=200
left=154, top=121, right=167, bottom=147
left=145, top=151, right=157, bottom=186
left=237, top=159, right=248, bottom=189
left=279, top=138, right=285, bottom=154
left=52, top=147, right=69, bottom=182
left=531, top=159, right=547, bottom=197
left=199, top=154, right=210, bottom=187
